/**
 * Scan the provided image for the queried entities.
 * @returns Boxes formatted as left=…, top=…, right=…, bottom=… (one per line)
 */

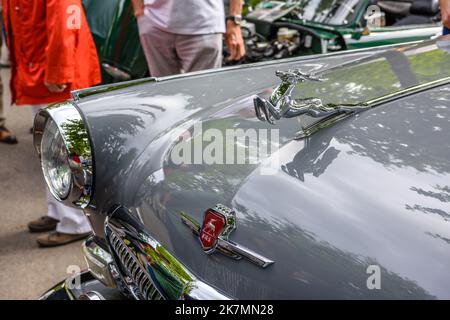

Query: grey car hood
left=77, top=40, right=450, bottom=299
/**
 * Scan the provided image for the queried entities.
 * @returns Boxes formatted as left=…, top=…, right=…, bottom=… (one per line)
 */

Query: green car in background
left=243, top=0, right=442, bottom=60
left=83, top=0, right=148, bottom=83
left=84, top=0, right=442, bottom=83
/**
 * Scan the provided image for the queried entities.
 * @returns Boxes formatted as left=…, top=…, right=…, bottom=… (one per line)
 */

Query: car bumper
left=39, top=236, right=124, bottom=300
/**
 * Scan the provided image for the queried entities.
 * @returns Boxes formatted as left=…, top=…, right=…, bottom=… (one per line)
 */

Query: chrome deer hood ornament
left=254, top=69, right=362, bottom=126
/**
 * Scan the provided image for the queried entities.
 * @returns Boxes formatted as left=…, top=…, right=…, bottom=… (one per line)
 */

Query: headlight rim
left=33, top=102, right=94, bottom=209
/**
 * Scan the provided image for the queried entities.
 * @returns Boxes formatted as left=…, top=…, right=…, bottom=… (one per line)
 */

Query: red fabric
left=3, top=0, right=101, bottom=105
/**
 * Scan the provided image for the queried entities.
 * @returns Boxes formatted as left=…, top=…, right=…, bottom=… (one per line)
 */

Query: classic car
left=35, top=35, right=450, bottom=300
left=243, top=0, right=442, bottom=60
left=82, top=0, right=443, bottom=83
left=82, top=0, right=121, bottom=52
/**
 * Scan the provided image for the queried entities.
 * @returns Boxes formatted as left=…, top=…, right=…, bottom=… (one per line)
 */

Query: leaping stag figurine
left=254, top=69, right=361, bottom=125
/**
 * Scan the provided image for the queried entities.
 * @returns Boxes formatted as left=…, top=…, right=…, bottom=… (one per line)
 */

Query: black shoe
left=28, top=216, right=59, bottom=233
left=0, top=126, right=18, bottom=144
left=0, top=59, right=11, bottom=68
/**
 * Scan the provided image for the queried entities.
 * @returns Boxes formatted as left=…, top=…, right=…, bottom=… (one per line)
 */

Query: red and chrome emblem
left=199, top=209, right=227, bottom=251
left=181, top=204, right=274, bottom=268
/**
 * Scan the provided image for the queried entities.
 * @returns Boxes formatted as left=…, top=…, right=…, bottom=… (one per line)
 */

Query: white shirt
left=142, top=0, right=226, bottom=35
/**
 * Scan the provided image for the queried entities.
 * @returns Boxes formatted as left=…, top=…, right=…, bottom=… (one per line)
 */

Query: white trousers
left=32, top=105, right=92, bottom=234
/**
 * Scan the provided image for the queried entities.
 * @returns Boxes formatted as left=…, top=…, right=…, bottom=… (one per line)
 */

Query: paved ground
left=0, top=68, right=86, bottom=300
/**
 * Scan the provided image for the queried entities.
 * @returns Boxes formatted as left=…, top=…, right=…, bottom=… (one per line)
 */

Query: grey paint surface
left=74, top=40, right=450, bottom=299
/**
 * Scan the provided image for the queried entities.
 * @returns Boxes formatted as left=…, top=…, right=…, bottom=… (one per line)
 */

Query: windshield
left=295, top=0, right=361, bottom=26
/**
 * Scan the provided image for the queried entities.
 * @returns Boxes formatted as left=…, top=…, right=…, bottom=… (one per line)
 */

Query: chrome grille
left=108, top=230, right=164, bottom=300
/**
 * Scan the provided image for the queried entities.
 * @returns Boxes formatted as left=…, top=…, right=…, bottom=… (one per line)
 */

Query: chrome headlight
left=41, top=118, right=72, bottom=199
left=33, top=102, right=93, bottom=208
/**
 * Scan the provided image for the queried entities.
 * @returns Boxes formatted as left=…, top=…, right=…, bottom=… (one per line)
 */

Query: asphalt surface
left=0, top=67, right=86, bottom=300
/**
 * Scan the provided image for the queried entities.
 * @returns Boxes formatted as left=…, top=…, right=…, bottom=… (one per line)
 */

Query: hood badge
left=181, top=204, right=274, bottom=268
left=254, top=69, right=363, bottom=125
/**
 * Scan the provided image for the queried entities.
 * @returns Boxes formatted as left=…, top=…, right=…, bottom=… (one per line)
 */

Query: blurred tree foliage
left=61, top=119, right=90, bottom=158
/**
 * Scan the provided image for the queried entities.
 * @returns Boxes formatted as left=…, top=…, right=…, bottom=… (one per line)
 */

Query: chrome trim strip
left=343, top=26, right=442, bottom=45
left=72, top=77, right=157, bottom=101
left=33, top=102, right=94, bottom=208
left=365, top=77, right=450, bottom=106
left=217, top=239, right=275, bottom=269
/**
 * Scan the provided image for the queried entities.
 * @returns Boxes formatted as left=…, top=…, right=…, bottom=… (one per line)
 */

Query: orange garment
left=3, top=0, right=101, bottom=105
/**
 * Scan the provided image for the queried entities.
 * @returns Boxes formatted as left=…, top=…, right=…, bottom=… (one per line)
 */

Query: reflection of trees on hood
left=380, top=50, right=418, bottom=88
left=95, top=113, right=144, bottom=163
left=425, top=232, right=450, bottom=245
left=289, top=45, right=450, bottom=177
left=411, top=185, right=450, bottom=203
left=405, top=183, right=450, bottom=250
left=336, top=85, right=450, bottom=174
left=91, top=113, right=145, bottom=206
left=163, top=116, right=287, bottom=198
left=231, top=200, right=435, bottom=299
left=407, top=184, right=450, bottom=223
left=282, top=44, right=450, bottom=180
left=279, top=85, right=450, bottom=182
left=297, top=44, right=450, bottom=107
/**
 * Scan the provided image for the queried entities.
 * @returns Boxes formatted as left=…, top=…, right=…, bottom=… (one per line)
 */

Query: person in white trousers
left=0, top=3, right=17, bottom=145
left=132, top=0, right=246, bottom=77
left=29, top=106, right=92, bottom=246
left=4, top=0, right=101, bottom=247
